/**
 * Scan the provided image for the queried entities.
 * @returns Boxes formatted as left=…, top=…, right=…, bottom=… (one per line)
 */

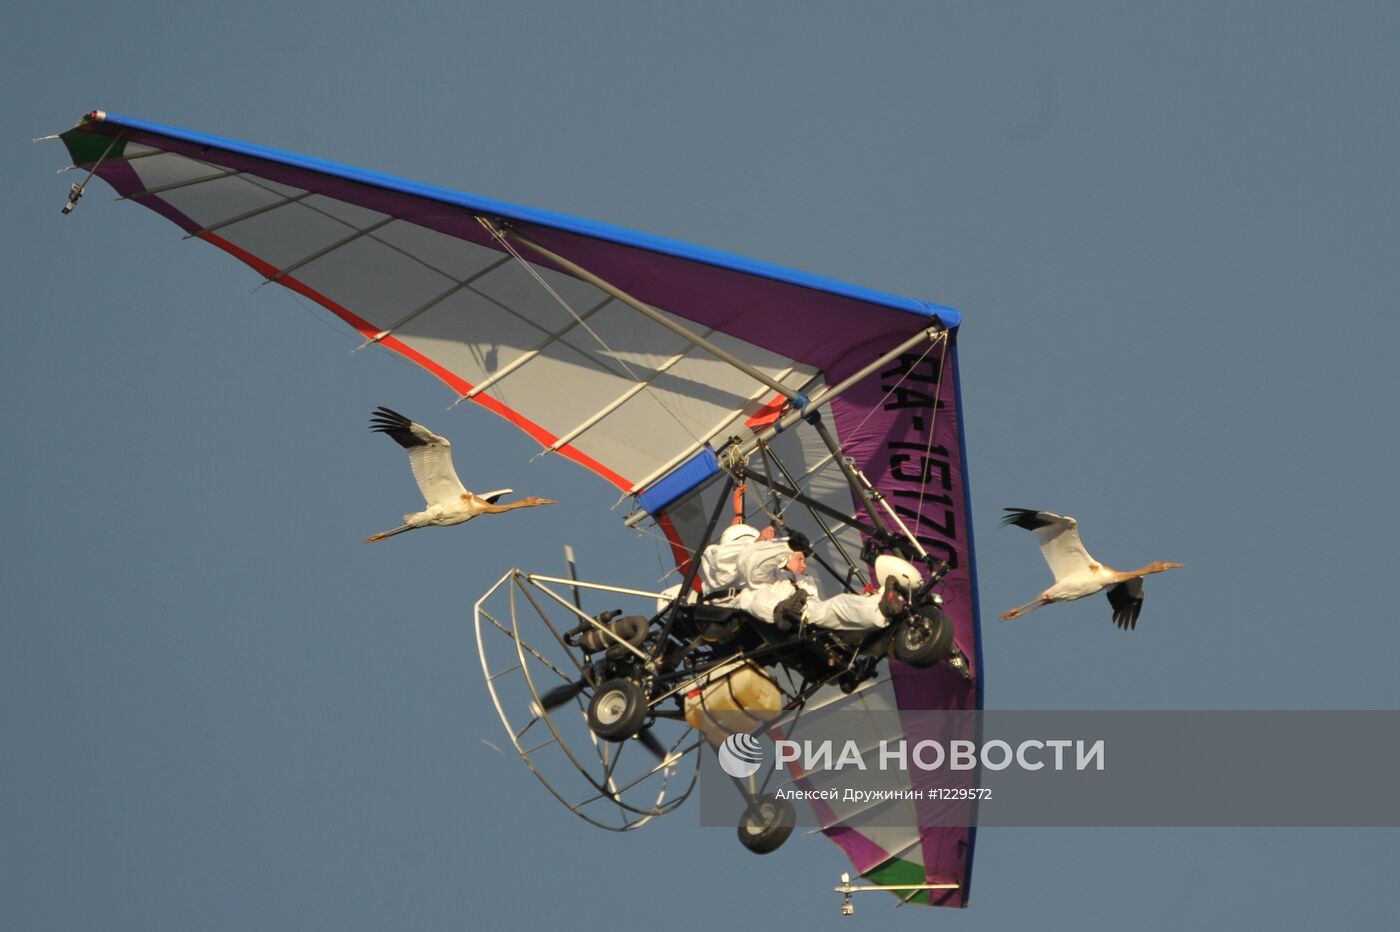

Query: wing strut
left=754, top=442, right=784, bottom=526
left=736, top=469, right=882, bottom=539
left=756, top=439, right=869, bottom=591
left=647, top=472, right=737, bottom=662
left=738, top=326, right=945, bottom=459
left=624, top=326, right=946, bottom=529
left=495, top=223, right=811, bottom=413
left=850, top=462, right=930, bottom=560
left=807, top=412, right=891, bottom=537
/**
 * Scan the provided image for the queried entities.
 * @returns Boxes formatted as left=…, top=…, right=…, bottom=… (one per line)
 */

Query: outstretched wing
left=369, top=407, right=468, bottom=507
left=1106, top=578, right=1144, bottom=630
left=1001, top=508, right=1095, bottom=582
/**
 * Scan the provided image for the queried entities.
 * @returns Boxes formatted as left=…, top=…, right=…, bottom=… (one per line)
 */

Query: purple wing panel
left=828, top=340, right=980, bottom=905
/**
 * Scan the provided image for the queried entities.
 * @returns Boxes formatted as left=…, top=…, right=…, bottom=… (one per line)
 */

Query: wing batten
left=123, top=165, right=241, bottom=201
left=196, top=229, right=635, bottom=490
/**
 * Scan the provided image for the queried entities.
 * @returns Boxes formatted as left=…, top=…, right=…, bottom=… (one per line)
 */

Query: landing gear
left=892, top=605, right=955, bottom=668
left=736, top=794, right=796, bottom=854
left=586, top=678, right=648, bottom=741
left=838, top=654, right=883, bottom=693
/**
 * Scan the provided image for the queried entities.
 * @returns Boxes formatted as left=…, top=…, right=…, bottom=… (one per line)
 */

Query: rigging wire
left=757, top=441, right=869, bottom=590
left=736, top=331, right=944, bottom=522
left=913, top=334, right=951, bottom=533
left=776, top=330, right=950, bottom=562
left=632, top=327, right=949, bottom=592
left=842, top=330, right=946, bottom=439
left=478, top=217, right=637, bottom=379
left=477, top=217, right=708, bottom=452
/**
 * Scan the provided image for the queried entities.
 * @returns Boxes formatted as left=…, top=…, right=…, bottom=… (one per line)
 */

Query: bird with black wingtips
left=1000, top=508, right=1182, bottom=630
left=365, top=407, right=555, bottom=542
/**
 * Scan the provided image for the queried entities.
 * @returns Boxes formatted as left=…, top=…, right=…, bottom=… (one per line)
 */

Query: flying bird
left=365, top=407, right=555, bottom=543
left=999, top=508, right=1182, bottom=630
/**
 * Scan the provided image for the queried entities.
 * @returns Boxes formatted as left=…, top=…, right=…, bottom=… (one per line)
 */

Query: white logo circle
left=718, top=732, right=765, bottom=778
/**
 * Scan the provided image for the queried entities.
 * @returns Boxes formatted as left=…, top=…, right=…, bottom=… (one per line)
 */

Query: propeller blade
left=537, top=679, right=587, bottom=712
left=564, top=544, right=583, bottom=612
left=635, top=726, right=667, bottom=761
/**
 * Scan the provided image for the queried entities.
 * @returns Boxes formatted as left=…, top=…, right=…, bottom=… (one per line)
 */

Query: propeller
left=564, top=544, right=583, bottom=613
left=534, top=681, right=666, bottom=759
left=533, top=686, right=669, bottom=762
left=536, top=677, right=588, bottom=712
left=634, top=726, right=667, bottom=760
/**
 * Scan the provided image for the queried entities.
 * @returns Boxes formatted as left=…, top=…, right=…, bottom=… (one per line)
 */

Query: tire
left=736, top=795, right=796, bottom=855
left=892, top=605, right=955, bottom=668
left=586, top=678, right=648, bottom=741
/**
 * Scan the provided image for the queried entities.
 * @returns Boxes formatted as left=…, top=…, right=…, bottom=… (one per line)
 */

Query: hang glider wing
left=58, top=111, right=955, bottom=498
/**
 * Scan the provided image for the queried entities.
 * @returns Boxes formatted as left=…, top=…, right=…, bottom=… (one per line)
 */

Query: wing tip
left=369, top=406, right=429, bottom=448
left=1107, top=585, right=1143, bottom=631
left=1001, top=507, right=1046, bottom=530
left=369, top=405, right=410, bottom=426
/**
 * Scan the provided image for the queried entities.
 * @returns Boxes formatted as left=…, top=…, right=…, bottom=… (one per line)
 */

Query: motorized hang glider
left=54, top=110, right=983, bottom=910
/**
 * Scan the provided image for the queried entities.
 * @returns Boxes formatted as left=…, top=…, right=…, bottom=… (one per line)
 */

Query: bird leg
left=1000, top=597, right=1051, bottom=622
left=365, top=524, right=413, bottom=543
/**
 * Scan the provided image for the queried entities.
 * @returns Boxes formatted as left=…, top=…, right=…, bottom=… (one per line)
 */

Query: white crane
left=1000, top=508, right=1182, bottom=630
left=365, top=407, right=555, bottom=543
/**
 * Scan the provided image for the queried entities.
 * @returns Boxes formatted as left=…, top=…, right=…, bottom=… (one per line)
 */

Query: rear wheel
left=892, top=605, right=955, bottom=668
left=737, top=795, right=796, bottom=854
left=587, top=678, right=648, bottom=741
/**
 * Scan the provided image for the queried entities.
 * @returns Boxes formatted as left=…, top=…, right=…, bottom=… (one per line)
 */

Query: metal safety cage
left=474, top=569, right=703, bottom=830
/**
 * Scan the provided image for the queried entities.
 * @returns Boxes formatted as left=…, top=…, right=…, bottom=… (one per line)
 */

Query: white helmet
left=874, top=555, right=922, bottom=592
left=720, top=523, right=760, bottom=546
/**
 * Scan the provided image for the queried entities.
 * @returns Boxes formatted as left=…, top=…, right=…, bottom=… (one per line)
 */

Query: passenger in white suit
left=698, top=523, right=770, bottom=599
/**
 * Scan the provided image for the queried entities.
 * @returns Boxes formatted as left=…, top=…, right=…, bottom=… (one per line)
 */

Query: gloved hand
left=878, top=578, right=909, bottom=620
left=786, top=530, right=812, bottom=555
left=772, top=589, right=808, bottom=632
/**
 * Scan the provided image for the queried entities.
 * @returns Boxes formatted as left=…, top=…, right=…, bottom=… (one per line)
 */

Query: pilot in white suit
left=736, top=534, right=911, bottom=632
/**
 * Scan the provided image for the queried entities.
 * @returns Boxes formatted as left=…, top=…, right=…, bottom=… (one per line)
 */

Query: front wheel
left=586, top=678, right=648, bottom=741
left=737, top=795, right=796, bottom=854
left=892, top=605, right=955, bottom=668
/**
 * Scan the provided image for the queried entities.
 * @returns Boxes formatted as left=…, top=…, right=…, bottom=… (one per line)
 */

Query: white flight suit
left=736, top=540, right=888, bottom=632
left=699, top=535, right=760, bottom=600
left=733, top=540, right=821, bottom=622
left=804, top=592, right=889, bottom=632
left=663, top=526, right=761, bottom=612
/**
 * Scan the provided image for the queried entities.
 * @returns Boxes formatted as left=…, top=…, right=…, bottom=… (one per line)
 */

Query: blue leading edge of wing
left=89, top=110, right=960, bottom=331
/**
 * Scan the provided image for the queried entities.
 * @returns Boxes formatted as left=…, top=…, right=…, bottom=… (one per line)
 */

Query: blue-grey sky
left=4, top=2, right=1397, bottom=929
